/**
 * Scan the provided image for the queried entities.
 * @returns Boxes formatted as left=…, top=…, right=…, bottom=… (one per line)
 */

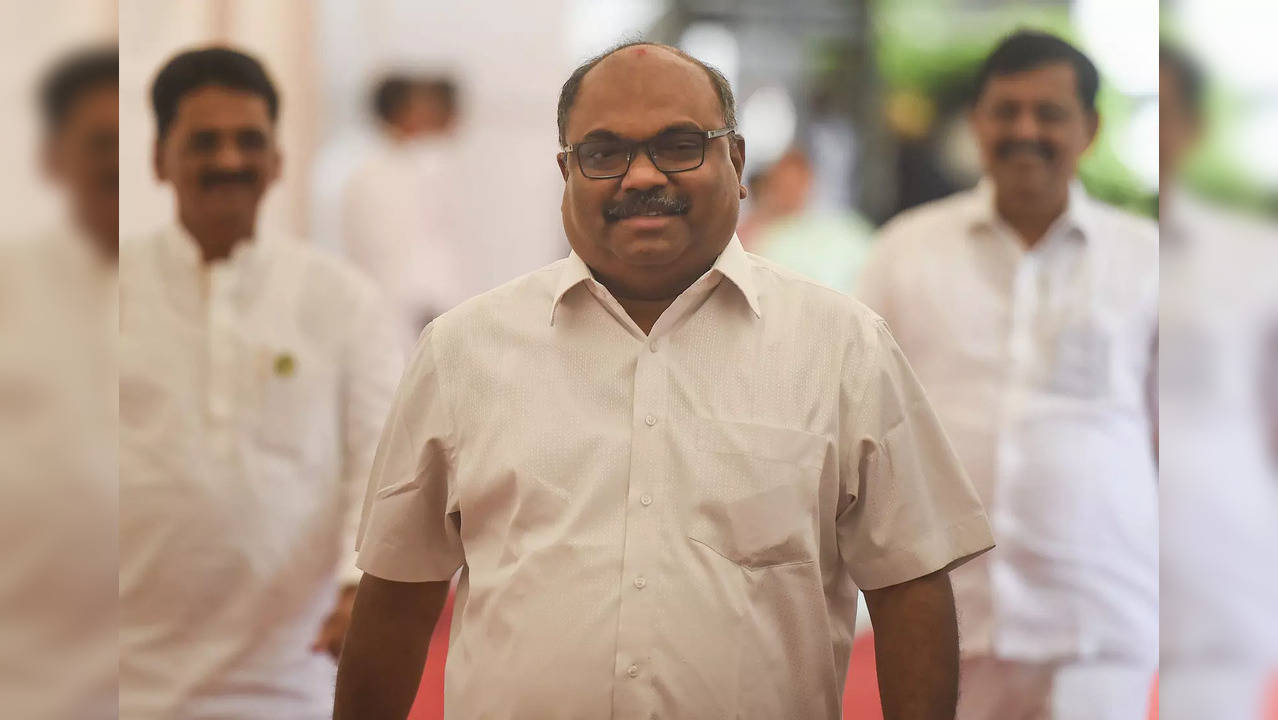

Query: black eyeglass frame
left=561, top=127, right=736, bottom=179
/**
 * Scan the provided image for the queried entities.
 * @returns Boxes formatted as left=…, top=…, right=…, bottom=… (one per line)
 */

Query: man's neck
left=994, top=185, right=1070, bottom=248
left=614, top=295, right=677, bottom=335
left=180, top=215, right=253, bottom=264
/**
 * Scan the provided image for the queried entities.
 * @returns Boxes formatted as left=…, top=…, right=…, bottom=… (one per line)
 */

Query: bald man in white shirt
left=118, top=47, right=402, bottom=719
left=859, top=31, right=1158, bottom=720
left=336, top=41, right=994, bottom=720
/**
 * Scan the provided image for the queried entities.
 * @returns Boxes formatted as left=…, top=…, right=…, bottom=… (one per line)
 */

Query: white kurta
left=1160, top=190, right=1278, bottom=667
left=357, top=235, right=994, bottom=719
left=859, top=181, right=1159, bottom=665
left=118, top=226, right=402, bottom=719
left=341, top=137, right=467, bottom=349
left=0, top=230, right=117, bottom=720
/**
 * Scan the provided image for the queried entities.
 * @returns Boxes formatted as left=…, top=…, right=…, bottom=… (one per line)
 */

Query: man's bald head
left=556, top=41, right=736, bottom=145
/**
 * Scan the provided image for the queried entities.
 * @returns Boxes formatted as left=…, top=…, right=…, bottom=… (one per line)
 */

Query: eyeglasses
left=562, top=127, right=735, bottom=180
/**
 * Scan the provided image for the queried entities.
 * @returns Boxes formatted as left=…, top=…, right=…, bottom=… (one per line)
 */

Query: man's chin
left=605, top=228, right=689, bottom=267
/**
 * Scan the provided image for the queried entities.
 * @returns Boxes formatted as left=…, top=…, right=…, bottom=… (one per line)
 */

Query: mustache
left=603, top=188, right=690, bottom=222
left=995, top=140, right=1055, bottom=162
left=200, top=169, right=260, bottom=189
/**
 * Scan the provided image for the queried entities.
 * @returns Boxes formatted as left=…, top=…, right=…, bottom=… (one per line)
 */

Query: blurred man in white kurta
left=0, top=46, right=118, bottom=720
left=335, top=41, right=995, bottom=720
left=1159, top=44, right=1278, bottom=720
left=341, top=75, right=463, bottom=350
left=859, top=32, right=1158, bottom=720
left=118, top=47, right=402, bottom=719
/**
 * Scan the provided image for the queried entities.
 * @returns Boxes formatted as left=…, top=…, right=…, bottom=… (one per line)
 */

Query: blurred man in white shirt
left=118, top=47, right=402, bottom=720
left=0, top=45, right=118, bottom=720
left=1159, top=43, right=1278, bottom=720
left=859, top=31, right=1158, bottom=720
left=342, top=74, right=462, bottom=349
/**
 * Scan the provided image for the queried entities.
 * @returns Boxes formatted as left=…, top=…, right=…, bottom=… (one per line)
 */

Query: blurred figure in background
left=342, top=73, right=461, bottom=349
left=860, top=31, right=1158, bottom=720
left=1159, top=43, right=1278, bottom=720
left=39, top=45, right=119, bottom=263
left=0, top=45, right=118, bottom=720
left=737, top=146, right=873, bottom=295
left=118, top=47, right=402, bottom=719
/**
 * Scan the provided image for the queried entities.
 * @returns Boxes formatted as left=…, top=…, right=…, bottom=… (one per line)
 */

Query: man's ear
left=153, top=138, right=166, bottom=182
left=557, top=152, right=569, bottom=181
left=1084, top=110, right=1100, bottom=149
left=269, top=147, right=284, bottom=184
left=40, top=137, right=59, bottom=183
left=731, top=135, right=746, bottom=199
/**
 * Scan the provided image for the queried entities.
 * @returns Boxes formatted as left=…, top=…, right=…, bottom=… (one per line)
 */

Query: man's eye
left=189, top=132, right=219, bottom=151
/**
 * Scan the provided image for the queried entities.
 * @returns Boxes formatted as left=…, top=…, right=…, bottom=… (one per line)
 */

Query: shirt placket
left=991, top=240, right=1040, bottom=655
left=610, top=337, right=670, bottom=720
left=205, top=264, right=239, bottom=454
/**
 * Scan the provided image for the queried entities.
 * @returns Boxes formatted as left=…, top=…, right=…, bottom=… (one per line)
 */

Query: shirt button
left=627, top=664, right=640, bottom=678
left=633, top=576, right=646, bottom=589
left=644, top=415, right=657, bottom=427
left=649, top=340, right=659, bottom=353
left=640, top=494, right=653, bottom=506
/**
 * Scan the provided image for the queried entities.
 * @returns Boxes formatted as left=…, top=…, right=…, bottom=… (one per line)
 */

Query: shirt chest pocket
left=1048, top=318, right=1114, bottom=399
left=249, top=344, right=338, bottom=463
left=685, top=416, right=829, bottom=570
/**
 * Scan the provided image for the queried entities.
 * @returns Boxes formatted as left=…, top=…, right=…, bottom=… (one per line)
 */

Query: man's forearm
left=333, top=574, right=451, bottom=720
left=863, top=569, right=960, bottom=720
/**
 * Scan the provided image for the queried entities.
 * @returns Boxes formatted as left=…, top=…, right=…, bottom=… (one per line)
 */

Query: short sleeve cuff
left=356, top=539, right=462, bottom=584
left=851, top=510, right=995, bottom=591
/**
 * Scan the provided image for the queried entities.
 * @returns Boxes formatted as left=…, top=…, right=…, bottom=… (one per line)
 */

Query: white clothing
left=118, top=225, right=402, bottom=719
left=357, top=235, right=993, bottom=719
left=859, top=181, right=1159, bottom=664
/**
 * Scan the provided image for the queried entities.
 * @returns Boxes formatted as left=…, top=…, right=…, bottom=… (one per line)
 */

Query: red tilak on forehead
left=635, top=47, right=647, bottom=56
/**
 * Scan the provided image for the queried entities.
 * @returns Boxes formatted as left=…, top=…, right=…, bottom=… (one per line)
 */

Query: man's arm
left=333, top=574, right=451, bottom=720
left=862, top=568, right=960, bottom=720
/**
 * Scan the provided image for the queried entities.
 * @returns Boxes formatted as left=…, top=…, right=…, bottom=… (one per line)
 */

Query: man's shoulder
left=1085, top=198, right=1158, bottom=243
left=747, top=252, right=887, bottom=333
left=269, top=235, right=383, bottom=301
left=877, top=192, right=975, bottom=241
left=1082, top=198, right=1159, bottom=269
left=429, top=257, right=569, bottom=335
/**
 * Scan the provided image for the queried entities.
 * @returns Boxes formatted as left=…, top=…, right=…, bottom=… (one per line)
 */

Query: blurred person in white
left=342, top=73, right=461, bottom=350
left=0, top=45, right=117, bottom=720
left=335, top=41, right=994, bottom=720
left=859, top=31, right=1158, bottom=720
left=736, top=146, right=874, bottom=295
left=1159, top=44, right=1278, bottom=720
left=118, top=47, right=402, bottom=719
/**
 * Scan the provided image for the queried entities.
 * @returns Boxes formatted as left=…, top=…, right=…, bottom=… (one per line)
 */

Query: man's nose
left=1009, top=110, right=1040, bottom=140
left=212, top=140, right=249, bottom=170
left=619, top=146, right=668, bottom=193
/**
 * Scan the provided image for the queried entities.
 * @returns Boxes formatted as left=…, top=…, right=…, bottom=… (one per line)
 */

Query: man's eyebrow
left=581, top=129, right=621, bottom=141
left=579, top=122, right=706, bottom=143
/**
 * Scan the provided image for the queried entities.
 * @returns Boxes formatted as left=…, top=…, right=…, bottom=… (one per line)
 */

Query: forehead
left=171, top=85, right=273, bottom=131
left=980, top=62, right=1081, bottom=105
left=566, top=47, right=724, bottom=141
left=64, top=84, right=118, bottom=126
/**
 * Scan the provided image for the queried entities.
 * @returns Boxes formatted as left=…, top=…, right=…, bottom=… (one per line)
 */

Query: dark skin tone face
left=970, top=63, right=1098, bottom=245
left=558, top=46, right=746, bottom=324
left=44, top=84, right=119, bottom=262
left=153, top=85, right=281, bottom=263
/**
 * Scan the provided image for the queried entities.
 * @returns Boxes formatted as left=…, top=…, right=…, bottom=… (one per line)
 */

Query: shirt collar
left=966, top=177, right=1096, bottom=243
left=549, top=234, right=761, bottom=326
left=161, top=222, right=260, bottom=270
